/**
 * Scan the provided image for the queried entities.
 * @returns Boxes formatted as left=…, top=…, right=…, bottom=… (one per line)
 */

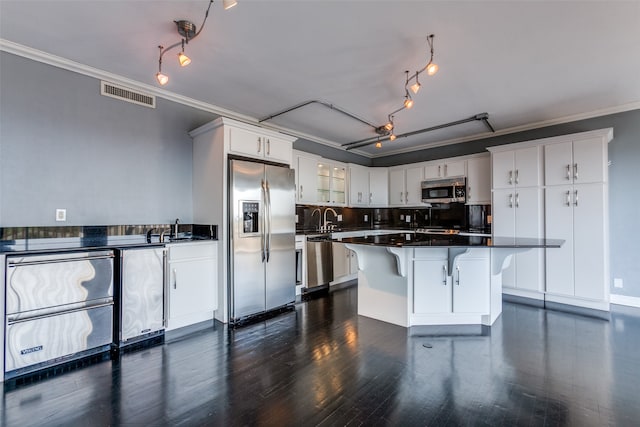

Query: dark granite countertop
left=0, top=235, right=216, bottom=256
left=333, top=233, right=563, bottom=248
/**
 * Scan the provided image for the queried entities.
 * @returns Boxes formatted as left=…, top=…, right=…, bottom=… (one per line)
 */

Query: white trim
left=544, top=293, right=610, bottom=311
left=487, top=127, right=614, bottom=153
left=3, top=39, right=638, bottom=159
left=502, top=287, right=545, bottom=300
left=610, top=294, right=640, bottom=309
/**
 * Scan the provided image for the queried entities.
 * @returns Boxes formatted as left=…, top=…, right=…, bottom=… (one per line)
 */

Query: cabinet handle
left=369, top=193, right=372, bottom=203
left=267, top=138, right=271, bottom=155
left=565, top=190, right=571, bottom=207
left=444, top=164, right=448, bottom=176
left=173, top=268, right=177, bottom=289
left=566, top=164, right=571, bottom=180
left=468, top=186, right=471, bottom=198
left=442, top=265, right=447, bottom=286
left=405, top=191, right=408, bottom=202
left=509, top=193, right=513, bottom=208
left=456, top=265, right=460, bottom=286
left=438, top=165, right=442, bottom=177
left=257, top=137, right=262, bottom=153
left=574, top=163, right=578, bottom=180
left=574, top=189, right=579, bottom=207
left=508, top=170, right=513, bottom=185
left=515, top=169, right=519, bottom=184
left=400, top=191, right=404, bottom=203
left=300, top=185, right=303, bottom=199
left=515, top=193, right=519, bottom=208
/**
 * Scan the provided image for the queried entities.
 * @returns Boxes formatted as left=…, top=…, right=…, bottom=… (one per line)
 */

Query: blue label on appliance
left=20, top=345, right=43, bottom=355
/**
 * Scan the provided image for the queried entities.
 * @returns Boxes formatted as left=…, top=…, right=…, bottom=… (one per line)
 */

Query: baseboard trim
left=610, top=294, right=640, bottom=308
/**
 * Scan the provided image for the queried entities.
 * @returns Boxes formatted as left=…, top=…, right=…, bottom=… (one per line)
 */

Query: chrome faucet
left=323, top=208, right=338, bottom=231
left=310, top=208, right=322, bottom=231
left=174, top=218, right=180, bottom=239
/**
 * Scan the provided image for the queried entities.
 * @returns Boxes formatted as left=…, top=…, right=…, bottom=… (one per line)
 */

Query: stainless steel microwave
left=421, top=178, right=466, bottom=203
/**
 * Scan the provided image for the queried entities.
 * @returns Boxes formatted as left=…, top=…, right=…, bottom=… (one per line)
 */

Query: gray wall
left=294, top=138, right=371, bottom=166
left=373, top=109, right=640, bottom=299
left=0, top=52, right=215, bottom=226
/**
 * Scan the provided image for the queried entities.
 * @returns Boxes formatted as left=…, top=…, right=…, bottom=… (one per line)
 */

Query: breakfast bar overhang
left=336, top=233, right=563, bottom=328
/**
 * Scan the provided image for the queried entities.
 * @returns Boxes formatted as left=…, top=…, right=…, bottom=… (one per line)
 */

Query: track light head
left=426, top=62, right=439, bottom=76
left=178, top=52, right=191, bottom=67
left=389, top=133, right=397, bottom=141
left=156, top=72, right=169, bottom=86
left=404, top=96, right=414, bottom=109
left=375, top=141, right=382, bottom=148
left=223, top=0, right=238, bottom=10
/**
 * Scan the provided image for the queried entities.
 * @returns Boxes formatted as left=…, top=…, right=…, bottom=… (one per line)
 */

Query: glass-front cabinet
left=317, top=162, right=346, bottom=206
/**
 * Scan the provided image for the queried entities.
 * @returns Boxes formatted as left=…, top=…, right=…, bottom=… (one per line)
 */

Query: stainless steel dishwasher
left=5, top=250, right=114, bottom=378
left=305, top=237, right=333, bottom=290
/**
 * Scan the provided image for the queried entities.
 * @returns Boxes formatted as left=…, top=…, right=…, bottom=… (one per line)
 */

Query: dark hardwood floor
left=2, top=285, right=640, bottom=426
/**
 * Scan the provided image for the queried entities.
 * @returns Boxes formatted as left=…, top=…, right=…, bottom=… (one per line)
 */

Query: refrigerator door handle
left=265, top=180, right=272, bottom=262
left=261, top=179, right=267, bottom=263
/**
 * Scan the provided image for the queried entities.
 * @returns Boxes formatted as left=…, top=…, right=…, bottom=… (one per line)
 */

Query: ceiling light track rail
left=259, top=100, right=379, bottom=130
left=342, top=113, right=495, bottom=151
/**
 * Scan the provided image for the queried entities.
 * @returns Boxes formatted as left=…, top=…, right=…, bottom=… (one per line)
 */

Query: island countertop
left=333, top=232, right=563, bottom=248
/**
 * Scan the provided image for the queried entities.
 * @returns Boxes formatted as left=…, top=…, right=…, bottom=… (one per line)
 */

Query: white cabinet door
left=413, top=259, right=451, bottom=314
left=332, top=242, right=350, bottom=279
left=168, top=258, right=217, bottom=320
left=388, top=168, right=406, bottom=206
left=492, top=147, right=540, bottom=189
left=453, top=257, right=490, bottom=314
left=296, top=155, right=319, bottom=204
left=369, top=168, right=389, bottom=206
left=349, top=250, right=358, bottom=275
left=228, top=126, right=292, bottom=164
left=349, top=165, right=369, bottom=206
left=545, top=138, right=606, bottom=186
left=513, top=146, right=541, bottom=187
left=265, top=136, right=293, bottom=164
left=572, top=137, right=606, bottom=184
left=405, top=166, right=424, bottom=205
left=513, top=187, right=544, bottom=292
left=573, top=183, right=606, bottom=301
left=424, top=160, right=466, bottom=179
left=545, top=185, right=575, bottom=296
left=328, top=163, right=347, bottom=206
left=466, top=157, right=491, bottom=204
left=544, top=141, right=574, bottom=186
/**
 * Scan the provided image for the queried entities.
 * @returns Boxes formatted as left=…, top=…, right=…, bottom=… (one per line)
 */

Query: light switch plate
left=337, top=214, right=343, bottom=221
left=56, top=208, right=66, bottom=222
left=405, top=215, right=411, bottom=223
left=614, top=278, right=623, bottom=288
left=364, top=214, right=368, bottom=222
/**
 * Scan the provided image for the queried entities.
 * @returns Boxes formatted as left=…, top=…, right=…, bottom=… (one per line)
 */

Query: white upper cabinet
left=424, top=159, right=466, bottom=180
left=492, top=146, right=542, bottom=189
left=294, top=152, right=320, bottom=204
left=466, top=156, right=491, bottom=204
left=544, top=137, right=607, bottom=186
left=369, top=168, right=389, bottom=206
left=349, top=164, right=369, bottom=206
left=228, top=126, right=293, bottom=164
left=317, top=161, right=347, bottom=206
left=388, top=165, right=424, bottom=206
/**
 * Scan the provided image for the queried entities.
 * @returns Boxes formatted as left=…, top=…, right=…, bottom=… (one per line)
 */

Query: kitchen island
left=334, top=233, right=563, bottom=328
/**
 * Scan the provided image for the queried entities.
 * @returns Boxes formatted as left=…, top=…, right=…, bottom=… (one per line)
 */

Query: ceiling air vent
left=100, top=81, right=156, bottom=108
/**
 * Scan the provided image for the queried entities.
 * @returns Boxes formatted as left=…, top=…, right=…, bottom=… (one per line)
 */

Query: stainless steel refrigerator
left=229, top=158, right=296, bottom=323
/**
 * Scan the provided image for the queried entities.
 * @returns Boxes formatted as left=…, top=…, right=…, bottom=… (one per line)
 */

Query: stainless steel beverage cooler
left=4, top=251, right=115, bottom=378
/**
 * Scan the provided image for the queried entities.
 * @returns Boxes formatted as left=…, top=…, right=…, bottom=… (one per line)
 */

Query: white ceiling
left=1, top=1, right=639, bottom=157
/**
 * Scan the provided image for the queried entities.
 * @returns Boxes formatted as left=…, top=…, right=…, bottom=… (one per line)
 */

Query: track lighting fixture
left=154, top=0, right=237, bottom=85
left=403, top=91, right=414, bottom=109
left=389, top=133, right=397, bottom=141
left=375, top=141, right=382, bottom=149
left=410, top=72, right=421, bottom=94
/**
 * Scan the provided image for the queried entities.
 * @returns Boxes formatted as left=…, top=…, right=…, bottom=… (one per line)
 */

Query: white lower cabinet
left=452, top=256, right=490, bottom=314
left=545, top=183, right=608, bottom=306
left=331, top=241, right=358, bottom=284
left=413, top=251, right=451, bottom=314
left=166, top=242, right=218, bottom=331
left=412, top=249, right=490, bottom=317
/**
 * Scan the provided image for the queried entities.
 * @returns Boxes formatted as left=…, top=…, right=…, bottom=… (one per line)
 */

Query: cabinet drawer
left=168, top=242, right=217, bottom=261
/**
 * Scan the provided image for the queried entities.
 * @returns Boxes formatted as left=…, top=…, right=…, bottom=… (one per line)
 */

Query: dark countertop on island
left=334, top=233, right=563, bottom=248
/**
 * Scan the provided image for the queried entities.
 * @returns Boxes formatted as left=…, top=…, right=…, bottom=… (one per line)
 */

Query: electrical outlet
left=56, top=209, right=66, bottom=222
left=337, top=214, right=343, bottom=221
left=614, top=278, right=624, bottom=288
left=295, top=214, right=299, bottom=223
left=405, top=215, right=411, bottom=223
left=400, top=215, right=404, bottom=220
left=364, top=214, right=368, bottom=222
